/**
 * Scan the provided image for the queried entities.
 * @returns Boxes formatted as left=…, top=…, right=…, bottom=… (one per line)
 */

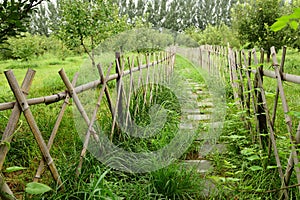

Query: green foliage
left=231, top=0, right=285, bottom=57
left=100, top=28, right=174, bottom=53
left=0, top=0, right=44, bottom=44
left=271, top=8, right=300, bottom=31
left=186, top=23, right=240, bottom=47
left=25, top=182, right=52, bottom=195
left=4, top=166, right=26, bottom=173
left=4, top=34, right=71, bottom=61
left=7, top=33, right=40, bottom=61
left=271, top=6, right=300, bottom=49
left=58, top=0, right=129, bottom=61
left=150, top=164, right=203, bottom=199
left=115, top=0, right=238, bottom=31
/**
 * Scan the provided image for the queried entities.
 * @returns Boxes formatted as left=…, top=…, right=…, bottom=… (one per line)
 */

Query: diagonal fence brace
left=4, top=70, right=63, bottom=188
left=0, top=69, right=35, bottom=200
left=34, top=73, right=79, bottom=182
left=76, top=64, right=113, bottom=176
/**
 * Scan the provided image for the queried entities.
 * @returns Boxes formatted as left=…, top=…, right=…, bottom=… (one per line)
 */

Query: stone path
left=180, top=80, right=226, bottom=197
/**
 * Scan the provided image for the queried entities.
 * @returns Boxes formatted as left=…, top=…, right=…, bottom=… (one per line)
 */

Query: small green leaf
left=247, top=155, right=260, bottom=161
left=289, top=21, right=299, bottom=31
left=250, top=166, right=263, bottom=171
left=25, top=182, right=52, bottom=195
left=225, top=177, right=241, bottom=182
left=241, top=148, right=255, bottom=155
left=267, top=165, right=278, bottom=169
left=5, top=166, right=26, bottom=173
left=271, top=20, right=288, bottom=31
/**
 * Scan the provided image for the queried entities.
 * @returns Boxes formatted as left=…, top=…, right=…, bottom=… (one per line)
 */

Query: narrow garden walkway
left=181, top=79, right=226, bottom=197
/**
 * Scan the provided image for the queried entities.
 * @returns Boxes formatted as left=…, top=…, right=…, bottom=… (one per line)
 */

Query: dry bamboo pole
left=231, top=50, right=242, bottom=107
left=149, top=53, right=155, bottom=105
left=0, top=69, right=35, bottom=170
left=271, top=47, right=300, bottom=193
left=149, top=53, right=155, bottom=104
left=252, top=49, right=268, bottom=149
left=242, top=50, right=256, bottom=142
left=0, top=54, right=172, bottom=111
left=125, top=57, right=135, bottom=130
left=271, top=46, right=287, bottom=127
left=76, top=64, right=112, bottom=176
left=34, top=73, right=79, bottom=182
left=58, top=69, right=99, bottom=143
left=4, top=70, right=63, bottom=187
left=0, top=174, right=16, bottom=200
left=254, top=66, right=289, bottom=199
left=143, top=54, right=150, bottom=107
left=133, top=56, right=143, bottom=117
left=110, top=58, right=125, bottom=141
left=284, top=122, right=300, bottom=189
left=98, top=65, right=115, bottom=120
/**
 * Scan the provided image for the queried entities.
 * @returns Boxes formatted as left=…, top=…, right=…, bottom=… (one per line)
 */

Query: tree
left=0, top=0, right=45, bottom=44
left=231, top=0, right=285, bottom=61
left=58, top=0, right=129, bottom=66
left=271, top=1, right=300, bottom=49
left=29, top=1, right=62, bottom=36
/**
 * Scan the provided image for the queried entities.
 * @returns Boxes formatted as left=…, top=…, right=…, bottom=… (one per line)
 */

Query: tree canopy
left=0, top=0, right=45, bottom=44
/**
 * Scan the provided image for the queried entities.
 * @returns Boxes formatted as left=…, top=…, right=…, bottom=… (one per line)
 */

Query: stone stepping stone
left=202, top=122, right=223, bottom=129
left=198, top=143, right=227, bottom=155
left=182, top=160, right=213, bottom=173
left=182, top=109, right=202, bottom=114
left=201, top=179, right=217, bottom=197
left=198, top=101, right=214, bottom=108
left=179, top=123, right=194, bottom=130
left=196, top=90, right=210, bottom=95
left=188, top=114, right=211, bottom=121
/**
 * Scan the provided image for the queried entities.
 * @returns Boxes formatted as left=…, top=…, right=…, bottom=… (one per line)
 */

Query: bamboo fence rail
left=0, top=50, right=175, bottom=199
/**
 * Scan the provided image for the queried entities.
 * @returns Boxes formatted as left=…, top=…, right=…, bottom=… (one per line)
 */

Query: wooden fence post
left=252, top=49, right=268, bottom=149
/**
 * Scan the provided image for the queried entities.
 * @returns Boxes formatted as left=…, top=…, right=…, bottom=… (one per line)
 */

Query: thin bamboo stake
left=143, top=54, right=150, bottom=107
left=272, top=46, right=300, bottom=193
left=0, top=69, right=35, bottom=170
left=242, top=50, right=256, bottom=142
left=125, top=57, right=135, bottom=129
left=284, top=122, right=300, bottom=186
left=97, top=63, right=114, bottom=119
left=0, top=174, right=16, bottom=200
left=252, top=49, right=268, bottom=149
left=271, top=46, right=287, bottom=127
left=255, top=67, right=289, bottom=199
left=4, top=70, right=63, bottom=187
left=76, top=64, right=112, bottom=176
left=133, top=56, right=143, bottom=118
left=34, top=73, right=79, bottom=182
left=110, top=58, right=125, bottom=141
left=59, top=69, right=99, bottom=142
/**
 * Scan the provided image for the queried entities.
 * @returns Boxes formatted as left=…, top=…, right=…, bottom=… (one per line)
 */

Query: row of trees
left=115, top=0, right=238, bottom=31
left=1, top=0, right=300, bottom=62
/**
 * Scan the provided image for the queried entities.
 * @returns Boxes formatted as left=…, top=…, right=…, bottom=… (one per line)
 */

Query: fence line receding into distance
left=0, top=50, right=175, bottom=200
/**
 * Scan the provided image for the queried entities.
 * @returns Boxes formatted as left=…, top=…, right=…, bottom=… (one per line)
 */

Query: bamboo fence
left=197, top=45, right=300, bottom=199
left=0, top=50, right=175, bottom=199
